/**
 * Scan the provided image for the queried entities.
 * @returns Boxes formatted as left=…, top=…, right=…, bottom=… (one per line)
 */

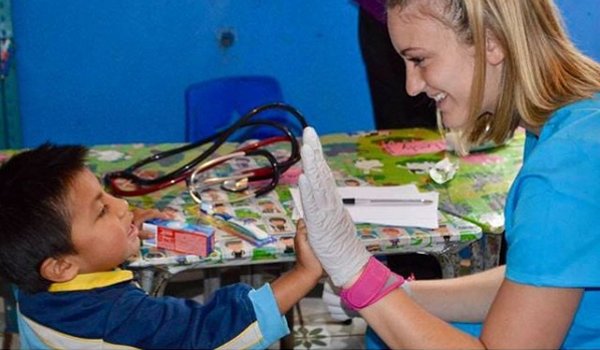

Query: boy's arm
left=270, top=219, right=323, bottom=314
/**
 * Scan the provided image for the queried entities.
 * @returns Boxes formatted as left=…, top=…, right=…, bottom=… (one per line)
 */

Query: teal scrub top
left=505, top=95, right=600, bottom=349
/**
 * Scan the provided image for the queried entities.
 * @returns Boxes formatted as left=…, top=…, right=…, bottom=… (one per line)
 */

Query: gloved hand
left=321, top=279, right=358, bottom=321
left=298, top=126, right=371, bottom=287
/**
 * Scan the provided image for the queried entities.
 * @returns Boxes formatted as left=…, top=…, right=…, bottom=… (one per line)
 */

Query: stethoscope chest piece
left=221, top=177, right=249, bottom=192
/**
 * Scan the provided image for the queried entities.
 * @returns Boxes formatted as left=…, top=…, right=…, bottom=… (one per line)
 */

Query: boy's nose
left=117, top=198, right=130, bottom=218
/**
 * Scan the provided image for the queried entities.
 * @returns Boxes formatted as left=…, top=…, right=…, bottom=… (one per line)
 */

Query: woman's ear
left=485, top=31, right=505, bottom=66
left=40, top=256, right=79, bottom=283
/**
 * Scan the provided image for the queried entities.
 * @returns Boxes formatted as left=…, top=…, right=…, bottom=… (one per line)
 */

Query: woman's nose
left=405, top=67, right=426, bottom=97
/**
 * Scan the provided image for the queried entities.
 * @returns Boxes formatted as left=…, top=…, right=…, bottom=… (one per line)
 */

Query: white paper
left=289, top=185, right=439, bottom=229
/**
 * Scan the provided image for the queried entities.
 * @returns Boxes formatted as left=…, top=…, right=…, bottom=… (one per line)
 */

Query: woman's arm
left=360, top=272, right=582, bottom=349
left=409, top=265, right=505, bottom=322
left=481, top=279, right=582, bottom=349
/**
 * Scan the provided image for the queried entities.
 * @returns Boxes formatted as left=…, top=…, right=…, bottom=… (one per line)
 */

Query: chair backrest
left=185, top=76, right=288, bottom=142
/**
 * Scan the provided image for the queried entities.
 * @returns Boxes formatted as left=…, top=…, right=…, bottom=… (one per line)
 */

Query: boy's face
left=67, top=169, right=140, bottom=273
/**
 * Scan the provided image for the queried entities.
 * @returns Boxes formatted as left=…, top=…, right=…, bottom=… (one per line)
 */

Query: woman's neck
left=519, top=120, right=541, bottom=136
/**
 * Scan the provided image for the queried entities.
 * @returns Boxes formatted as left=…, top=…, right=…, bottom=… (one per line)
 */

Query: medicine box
left=142, top=219, right=215, bottom=257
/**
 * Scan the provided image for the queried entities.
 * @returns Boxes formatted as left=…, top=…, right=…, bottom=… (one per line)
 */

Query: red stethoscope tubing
left=106, top=136, right=289, bottom=197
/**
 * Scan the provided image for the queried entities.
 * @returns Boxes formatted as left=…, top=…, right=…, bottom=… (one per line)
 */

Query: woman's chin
left=441, top=112, right=468, bottom=129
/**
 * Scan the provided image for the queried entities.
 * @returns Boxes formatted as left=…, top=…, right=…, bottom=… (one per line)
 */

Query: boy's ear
left=40, top=256, right=79, bottom=283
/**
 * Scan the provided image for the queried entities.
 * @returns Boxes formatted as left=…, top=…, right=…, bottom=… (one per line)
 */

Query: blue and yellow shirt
left=16, top=270, right=288, bottom=349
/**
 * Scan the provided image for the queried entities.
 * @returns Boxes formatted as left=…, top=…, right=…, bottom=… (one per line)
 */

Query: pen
left=342, top=198, right=433, bottom=206
left=213, top=213, right=270, bottom=240
left=128, top=255, right=202, bottom=267
left=198, top=211, right=275, bottom=246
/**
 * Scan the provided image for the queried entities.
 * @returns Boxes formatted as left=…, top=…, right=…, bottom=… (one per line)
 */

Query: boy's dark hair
left=0, top=143, right=88, bottom=293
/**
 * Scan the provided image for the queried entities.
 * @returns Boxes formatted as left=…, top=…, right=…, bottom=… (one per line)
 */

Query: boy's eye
left=98, top=204, right=109, bottom=218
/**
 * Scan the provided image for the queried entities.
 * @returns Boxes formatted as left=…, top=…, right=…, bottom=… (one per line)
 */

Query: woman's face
left=387, top=3, right=504, bottom=128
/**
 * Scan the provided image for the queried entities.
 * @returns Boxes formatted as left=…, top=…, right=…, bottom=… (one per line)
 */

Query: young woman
left=298, top=0, right=600, bottom=348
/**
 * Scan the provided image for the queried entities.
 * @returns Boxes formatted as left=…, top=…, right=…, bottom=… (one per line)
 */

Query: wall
left=11, top=0, right=600, bottom=147
left=555, top=0, right=600, bottom=61
left=12, top=0, right=373, bottom=147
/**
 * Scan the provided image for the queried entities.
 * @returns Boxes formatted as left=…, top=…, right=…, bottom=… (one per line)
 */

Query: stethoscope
left=104, top=102, right=308, bottom=200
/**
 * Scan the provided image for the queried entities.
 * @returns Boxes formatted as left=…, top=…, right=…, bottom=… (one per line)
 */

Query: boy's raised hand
left=293, top=219, right=323, bottom=281
left=270, top=219, right=323, bottom=315
left=298, top=127, right=371, bottom=287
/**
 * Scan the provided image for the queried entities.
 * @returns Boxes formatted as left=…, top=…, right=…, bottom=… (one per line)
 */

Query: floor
left=165, top=266, right=371, bottom=349
left=273, top=293, right=368, bottom=349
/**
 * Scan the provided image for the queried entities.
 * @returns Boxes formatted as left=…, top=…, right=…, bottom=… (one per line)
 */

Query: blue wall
left=11, top=0, right=600, bottom=147
left=12, top=0, right=373, bottom=147
left=555, top=0, right=600, bottom=61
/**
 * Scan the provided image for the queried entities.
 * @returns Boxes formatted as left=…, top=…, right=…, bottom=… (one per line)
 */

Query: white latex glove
left=298, top=126, right=371, bottom=287
left=322, top=279, right=358, bottom=321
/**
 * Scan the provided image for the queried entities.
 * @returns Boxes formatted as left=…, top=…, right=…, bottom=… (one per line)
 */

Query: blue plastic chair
left=185, top=76, right=289, bottom=142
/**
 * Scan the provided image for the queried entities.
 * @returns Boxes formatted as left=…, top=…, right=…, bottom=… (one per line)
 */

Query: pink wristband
left=340, top=257, right=404, bottom=310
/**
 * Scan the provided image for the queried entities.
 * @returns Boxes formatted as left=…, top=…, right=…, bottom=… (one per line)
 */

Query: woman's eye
left=408, top=57, right=425, bottom=66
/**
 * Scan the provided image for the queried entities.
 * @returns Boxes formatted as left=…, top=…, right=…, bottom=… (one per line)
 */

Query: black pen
left=342, top=198, right=434, bottom=206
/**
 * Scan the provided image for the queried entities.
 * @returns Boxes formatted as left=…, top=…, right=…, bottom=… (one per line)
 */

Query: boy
left=0, top=143, right=322, bottom=349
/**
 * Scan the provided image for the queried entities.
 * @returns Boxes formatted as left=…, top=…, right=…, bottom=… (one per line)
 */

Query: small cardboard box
left=142, top=219, right=215, bottom=257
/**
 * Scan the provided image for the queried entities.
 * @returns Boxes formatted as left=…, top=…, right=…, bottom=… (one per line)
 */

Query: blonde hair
left=387, top=0, right=600, bottom=148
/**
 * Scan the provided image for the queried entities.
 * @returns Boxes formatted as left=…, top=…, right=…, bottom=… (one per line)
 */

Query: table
left=343, top=128, right=524, bottom=269
left=75, top=128, right=519, bottom=288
